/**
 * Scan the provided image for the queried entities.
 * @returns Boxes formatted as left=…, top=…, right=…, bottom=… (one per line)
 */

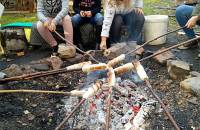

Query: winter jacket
left=101, top=0, right=143, bottom=37
left=73, top=0, right=101, bottom=16
left=37, top=0, right=69, bottom=25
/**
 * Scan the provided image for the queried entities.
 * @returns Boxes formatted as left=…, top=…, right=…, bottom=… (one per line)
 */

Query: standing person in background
left=176, top=0, right=200, bottom=49
left=72, top=0, right=103, bottom=49
left=36, top=0, right=73, bottom=54
left=100, top=0, right=145, bottom=50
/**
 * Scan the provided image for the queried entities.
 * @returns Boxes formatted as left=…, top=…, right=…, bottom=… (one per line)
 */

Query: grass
left=0, top=0, right=177, bottom=27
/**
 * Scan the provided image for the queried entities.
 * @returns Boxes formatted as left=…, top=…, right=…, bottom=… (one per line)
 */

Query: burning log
left=82, top=63, right=108, bottom=73
left=55, top=81, right=103, bottom=130
left=107, top=54, right=126, bottom=67
left=114, top=63, right=134, bottom=75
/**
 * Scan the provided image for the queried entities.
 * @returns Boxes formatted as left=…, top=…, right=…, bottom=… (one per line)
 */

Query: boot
left=178, top=39, right=199, bottom=50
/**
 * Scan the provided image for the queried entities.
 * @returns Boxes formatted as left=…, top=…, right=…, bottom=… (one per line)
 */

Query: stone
left=190, top=71, right=200, bottom=77
left=65, top=53, right=84, bottom=63
left=167, top=60, right=190, bottom=80
left=31, top=63, right=50, bottom=71
left=198, top=53, right=200, bottom=58
left=104, top=42, right=145, bottom=59
left=6, top=39, right=26, bottom=51
left=153, top=48, right=175, bottom=64
left=46, top=56, right=63, bottom=70
left=2, top=64, right=23, bottom=77
left=104, top=42, right=128, bottom=59
left=0, top=72, right=6, bottom=79
left=58, top=44, right=76, bottom=59
left=180, top=77, right=200, bottom=96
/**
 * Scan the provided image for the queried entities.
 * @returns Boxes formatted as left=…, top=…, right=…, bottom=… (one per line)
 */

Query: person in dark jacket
left=72, top=0, right=103, bottom=49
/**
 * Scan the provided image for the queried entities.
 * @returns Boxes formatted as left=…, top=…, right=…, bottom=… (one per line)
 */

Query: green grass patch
left=0, top=0, right=177, bottom=27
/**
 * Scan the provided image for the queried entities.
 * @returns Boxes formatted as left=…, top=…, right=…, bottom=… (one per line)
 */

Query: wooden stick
left=54, top=31, right=100, bottom=63
left=139, top=36, right=200, bottom=62
left=126, top=26, right=186, bottom=56
left=55, top=98, right=86, bottom=130
left=145, top=80, right=180, bottom=130
left=0, top=89, right=71, bottom=95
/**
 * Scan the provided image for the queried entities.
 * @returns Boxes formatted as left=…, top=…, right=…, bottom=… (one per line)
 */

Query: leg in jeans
left=71, top=14, right=83, bottom=46
left=91, top=13, right=104, bottom=48
left=124, top=10, right=145, bottom=43
left=110, top=14, right=124, bottom=43
left=37, top=20, right=57, bottom=47
left=62, top=15, right=73, bottom=44
left=176, top=5, right=195, bottom=39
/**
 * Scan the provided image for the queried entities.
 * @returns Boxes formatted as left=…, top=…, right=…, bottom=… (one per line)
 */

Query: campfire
left=1, top=26, right=199, bottom=130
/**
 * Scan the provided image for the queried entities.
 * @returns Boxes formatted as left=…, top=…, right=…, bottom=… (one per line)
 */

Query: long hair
left=107, top=0, right=131, bottom=8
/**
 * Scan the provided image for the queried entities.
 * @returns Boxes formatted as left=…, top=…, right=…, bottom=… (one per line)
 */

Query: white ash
left=60, top=79, right=159, bottom=130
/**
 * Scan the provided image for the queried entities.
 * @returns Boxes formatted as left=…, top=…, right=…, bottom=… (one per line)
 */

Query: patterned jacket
left=37, top=0, right=69, bottom=25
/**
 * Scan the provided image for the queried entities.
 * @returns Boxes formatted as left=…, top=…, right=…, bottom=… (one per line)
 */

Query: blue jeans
left=110, top=10, right=145, bottom=44
left=72, top=13, right=103, bottom=27
left=176, top=4, right=200, bottom=39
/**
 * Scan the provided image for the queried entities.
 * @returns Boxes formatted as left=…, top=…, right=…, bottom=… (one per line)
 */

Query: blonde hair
left=107, top=0, right=131, bottom=8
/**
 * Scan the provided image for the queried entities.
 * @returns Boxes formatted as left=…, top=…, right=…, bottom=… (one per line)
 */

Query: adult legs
left=110, top=14, right=124, bottom=43
left=71, top=14, right=83, bottom=46
left=92, top=13, right=104, bottom=48
left=176, top=5, right=196, bottom=39
left=124, top=10, right=145, bottom=44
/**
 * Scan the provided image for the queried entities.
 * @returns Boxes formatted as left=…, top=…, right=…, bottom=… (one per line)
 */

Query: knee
left=113, top=15, right=123, bottom=25
left=176, top=5, right=193, bottom=17
left=72, top=14, right=81, bottom=27
left=36, top=21, right=45, bottom=30
left=136, top=13, right=145, bottom=24
left=63, top=15, right=71, bottom=22
left=95, top=13, right=104, bottom=25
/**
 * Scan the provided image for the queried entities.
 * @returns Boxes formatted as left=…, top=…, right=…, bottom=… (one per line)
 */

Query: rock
left=46, top=56, right=63, bottom=70
left=187, top=97, right=199, bottom=105
left=198, top=53, right=200, bottom=58
left=190, top=71, right=200, bottom=77
left=180, top=77, right=200, bottom=96
left=6, top=39, right=26, bottom=51
left=66, top=53, right=84, bottom=63
left=58, top=44, right=76, bottom=59
left=126, top=41, right=144, bottom=56
left=153, top=48, right=175, bottom=64
left=167, top=60, right=190, bottom=80
left=104, top=42, right=144, bottom=59
left=0, top=72, right=6, bottom=79
left=31, top=63, right=50, bottom=71
left=2, top=64, right=23, bottom=77
left=104, top=42, right=128, bottom=59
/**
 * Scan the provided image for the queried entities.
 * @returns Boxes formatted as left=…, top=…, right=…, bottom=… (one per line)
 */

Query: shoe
left=178, top=40, right=199, bottom=50
left=51, top=45, right=58, bottom=56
